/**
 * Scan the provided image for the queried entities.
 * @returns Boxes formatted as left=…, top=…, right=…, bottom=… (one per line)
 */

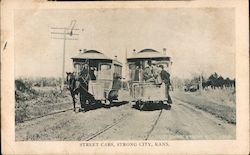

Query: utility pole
left=125, top=48, right=128, bottom=80
left=199, top=73, right=203, bottom=91
left=50, top=20, right=80, bottom=90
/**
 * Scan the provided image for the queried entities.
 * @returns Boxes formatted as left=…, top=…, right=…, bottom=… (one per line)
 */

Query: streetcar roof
left=71, top=50, right=112, bottom=60
left=127, top=48, right=171, bottom=60
left=113, top=60, right=123, bottom=66
left=71, top=50, right=122, bottom=66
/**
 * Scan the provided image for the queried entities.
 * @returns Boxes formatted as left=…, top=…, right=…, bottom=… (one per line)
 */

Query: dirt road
left=15, top=95, right=235, bottom=141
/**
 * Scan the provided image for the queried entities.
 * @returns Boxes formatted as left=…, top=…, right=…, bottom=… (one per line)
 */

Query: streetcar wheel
left=105, top=100, right=111, bottom=108
left=78, top=107, right=84, bottom=112
left=159, top=101, right=164, bottom=107
left=109, top=99, right=113, bottom=107
left=165, top=104, right=171, bottom=110
left=135, top=101, right=139, bottom=109
left=138, top=101, right=145, bottom=111
left=168, top=104, right=172, bottom=110
left=95, top=100, right=102, bottom=107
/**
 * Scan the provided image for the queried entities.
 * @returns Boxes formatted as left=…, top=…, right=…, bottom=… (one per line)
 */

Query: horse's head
left=66, top=72, right=73, bottom=82
left=66, top=72, right=75, bottom=90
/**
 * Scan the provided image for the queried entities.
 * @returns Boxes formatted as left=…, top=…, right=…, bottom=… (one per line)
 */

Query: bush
left=15, top=79, right=38, bottom=102
left=15, top=103, right=29, bottom=123
left=15, top=79, right=33, bottom=92
left=31, top=77, right=61, bottom=87
left=15, top=77, right=71, bottom=124
left=15, top=77, right=61, bottom=88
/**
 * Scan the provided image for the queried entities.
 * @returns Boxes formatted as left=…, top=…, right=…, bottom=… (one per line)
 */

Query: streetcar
left=71, top=49, right=126, bottom=105
left=126, top=48, right=172, bottom=110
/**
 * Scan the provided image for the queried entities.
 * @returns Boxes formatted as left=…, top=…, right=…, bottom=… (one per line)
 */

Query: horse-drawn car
left=68, top=49, right=125, bottom=111
left=126, top=49, right=172, bottom=110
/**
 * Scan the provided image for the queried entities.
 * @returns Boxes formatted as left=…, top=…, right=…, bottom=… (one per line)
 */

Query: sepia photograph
left=1, top=0, right=249, bottom=154
left=14, top=8, right=236, bottom=141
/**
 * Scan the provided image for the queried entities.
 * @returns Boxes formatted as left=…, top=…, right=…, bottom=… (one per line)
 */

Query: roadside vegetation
left=173, top=90, right=236, bottom=124
left=193, top=88, right=235, bottom=108
left=171, top=72, right=236, bottom=124
left=15, top=78, right=72, bottom=123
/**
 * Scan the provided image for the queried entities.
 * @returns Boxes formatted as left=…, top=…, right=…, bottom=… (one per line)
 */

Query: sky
left=14, top=8, right=235, bottom=79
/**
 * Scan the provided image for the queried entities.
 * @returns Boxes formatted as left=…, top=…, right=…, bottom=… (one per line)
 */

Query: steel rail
left=145, top=109, right=163, bottom=140
left=84, top=114, right=130, bottom=141
left=22, top=108, right=73, bottom=122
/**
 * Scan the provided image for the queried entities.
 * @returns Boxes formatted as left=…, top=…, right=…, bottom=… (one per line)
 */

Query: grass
left=15, top=78, right=72, bottom=123
left=172, top=88, right=236, bottom=124
left=16, top=77, right=61, bottom=87
left=193, top=88, right=236, bottom=108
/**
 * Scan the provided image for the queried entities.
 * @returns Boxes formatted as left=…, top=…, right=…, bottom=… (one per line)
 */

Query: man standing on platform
left=159, top=65, right=172, bottom=104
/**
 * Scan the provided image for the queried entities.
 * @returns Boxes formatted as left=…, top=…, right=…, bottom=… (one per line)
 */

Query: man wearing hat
left=152, top=61, right=162, bottom=85
left=159, top=65, right=172, bottom=104
left=108, top=75, right=122, bottom=106
left=143, top=60, right=154, bottom=82
left=78, top=63, right=91, bottom=110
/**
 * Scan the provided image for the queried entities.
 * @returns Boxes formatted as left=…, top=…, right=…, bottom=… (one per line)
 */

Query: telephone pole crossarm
left=50, top=20, right=81, bottom=90
left=51, top=32, right=80, bottom=36
left=51, top=37, right=79, bottom=40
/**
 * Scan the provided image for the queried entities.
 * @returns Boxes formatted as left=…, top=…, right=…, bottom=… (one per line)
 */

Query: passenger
left=147, top=60, right=152, bottom=68
left=159, top=65, right=172, bottom=104
left=89, top=67, right=96, bottom=80
left=143, top=60, right=154, bottom=82
left=152, top=62, right=162, bottom=85
left=134, top=62, right=142, bottom=82
left=134, top=66, right=139, bottom=81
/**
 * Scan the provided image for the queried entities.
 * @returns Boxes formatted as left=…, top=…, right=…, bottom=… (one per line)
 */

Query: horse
left=66, top=72, right=78, bottom=111
left=66, top=72, right=96, bottom=112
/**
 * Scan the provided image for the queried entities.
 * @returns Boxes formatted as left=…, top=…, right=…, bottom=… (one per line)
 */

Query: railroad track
left=22, top=103, right=165, bottom=141
left=84, top=115, right=130, bottom=141
left=22, top=100, right=102, bottom=122
left=84, top=108, right=164, bottom=141
left=23, top=107, right=74, bottom=122
left=21, top=101, right=128, bottom=123
left=145, top=109, right=163, bottom=140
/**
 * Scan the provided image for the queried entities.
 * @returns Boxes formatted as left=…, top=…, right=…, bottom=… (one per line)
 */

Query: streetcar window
left=129, top=64, right=136, bottom=70
left=114, top=65, right=122, bottom=76
left=100, top=64, right=111, bottom=70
